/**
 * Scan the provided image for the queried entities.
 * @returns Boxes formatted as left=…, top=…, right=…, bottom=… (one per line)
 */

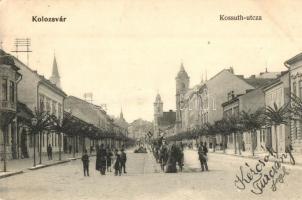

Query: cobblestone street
left=1, top=150, right=301, bottom=200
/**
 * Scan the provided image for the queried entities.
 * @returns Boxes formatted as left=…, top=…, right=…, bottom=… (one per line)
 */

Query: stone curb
left=0, top=171, right=24, bottom=179
left=28, top=160, right=71, bottom=170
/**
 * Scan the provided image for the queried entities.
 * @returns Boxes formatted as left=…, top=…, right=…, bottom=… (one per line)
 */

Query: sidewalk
left=0, top=152, right=86, bottom=179
left=200, top=148, right=302, bottom=168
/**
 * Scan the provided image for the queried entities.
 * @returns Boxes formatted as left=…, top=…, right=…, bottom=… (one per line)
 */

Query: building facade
left=0, top=50, right=22, bottom=162
left=285, top=53, right=302, bottom=153
left=16, top=54, right=67, bottom=156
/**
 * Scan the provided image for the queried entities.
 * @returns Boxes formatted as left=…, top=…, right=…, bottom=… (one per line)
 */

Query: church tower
left=154, top=93, right=163, bottom=137
left=175, top=63, right=190, bottom=133
left=50, top=55, right=61, bottom=88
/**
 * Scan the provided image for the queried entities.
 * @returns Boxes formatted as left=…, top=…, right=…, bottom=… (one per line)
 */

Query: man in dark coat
left=99, top=144, right=107, bottom=175
left=120, top=149, right=127, bottom=173
left=198, top=143, right=208, bottom=171
left=165, top=144, right=178, bottom=173
left=47, top=144, right=52, bottom=160
left=81, top=149, right=89, bottom=176
left=95, top=145, right=100, bottom=171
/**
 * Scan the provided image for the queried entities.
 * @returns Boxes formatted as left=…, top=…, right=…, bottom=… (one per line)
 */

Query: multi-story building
left=64, top=96, right=127, bottom=149
left=16, top=55, right=67, bottom=156
left=285, top=52, right=302, bottom=153
left=0, top=50, right=22, bottom=162
left=263, top=71, right=290, bottom=154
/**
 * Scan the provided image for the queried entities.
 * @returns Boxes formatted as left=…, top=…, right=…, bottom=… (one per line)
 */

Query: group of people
left=152, top=140, right=184, bottom=173
left=81, top=144, right=127, bottom=177
left=152, top=139, right=209, bottom=173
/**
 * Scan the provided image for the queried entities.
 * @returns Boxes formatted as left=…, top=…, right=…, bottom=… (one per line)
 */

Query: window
left=293, top=82, right=297, bottom=95
left=39, top=95, right=45, bottom=111
left=2, top=78, right=8, bottom=101
left=9, top=81, right=15, bottom=102
left=299, top=81, right=302, bottom=98
left=46, top=98, right=51, bottom=112
left=58, top=103, right=62, bottom=119
left=52, top=101, right=57, bottom=115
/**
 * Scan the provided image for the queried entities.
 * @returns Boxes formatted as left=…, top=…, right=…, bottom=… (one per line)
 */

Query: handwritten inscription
left=234, top=149, right=291, bottom=195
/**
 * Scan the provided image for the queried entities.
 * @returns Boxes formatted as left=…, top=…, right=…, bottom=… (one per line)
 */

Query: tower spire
left=50, top=54, right=61, bottom=88
left=120, top=107, right=124, bottom=120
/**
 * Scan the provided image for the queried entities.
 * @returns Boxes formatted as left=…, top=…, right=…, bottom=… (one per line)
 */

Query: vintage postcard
left=0, top=0, right=302, bottom=199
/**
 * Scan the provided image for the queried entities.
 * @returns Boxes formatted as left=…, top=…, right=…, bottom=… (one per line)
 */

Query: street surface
left=0, top=149, right=301, bottom=200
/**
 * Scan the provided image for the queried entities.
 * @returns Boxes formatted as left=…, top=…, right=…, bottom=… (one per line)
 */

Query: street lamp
left=31, top=117, right=37, bottom=167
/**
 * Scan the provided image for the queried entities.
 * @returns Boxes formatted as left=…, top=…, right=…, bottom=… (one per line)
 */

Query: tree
left=264, top=102, right=288, bottom=158
left=49, top=112, right=74, bottom=160
left=27, top=108, right=53, bottom=166
left=226, top=115, right=242, bottom=155
left=214, top=119, right=230, bottom=153
left=240, top=109, right=265, bottom=156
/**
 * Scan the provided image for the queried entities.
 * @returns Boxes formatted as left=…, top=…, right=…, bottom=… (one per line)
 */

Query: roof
left=263, top=71, right=289, bottom=91
left=0, top=49, right=20, bottom=71
left=17, top=101, right=34, bottom=122
left=243, top=78, right=274, bottom=89
left=5, top=49, right=67, bottom=97
left=284, top=52, right=302, bottom=66
left=176, top=63, right=189, bottom=79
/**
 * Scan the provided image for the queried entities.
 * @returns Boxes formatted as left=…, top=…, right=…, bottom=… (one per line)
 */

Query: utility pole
left=11, top=38, right=32, bottom=66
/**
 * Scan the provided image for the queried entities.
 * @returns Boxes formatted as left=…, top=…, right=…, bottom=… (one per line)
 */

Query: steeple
left=120, top=108, right=124, bottom=120
left=176, top=62, right=189, bottom=79
left=155, top=93, right=162, bottom=102
left=50, top=55, right=61, bottom=88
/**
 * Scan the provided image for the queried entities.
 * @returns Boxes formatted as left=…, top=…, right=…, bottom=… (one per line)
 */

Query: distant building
left=153, top=93, right=176, bottom=138
left=128, top=118, right=153, bottom=139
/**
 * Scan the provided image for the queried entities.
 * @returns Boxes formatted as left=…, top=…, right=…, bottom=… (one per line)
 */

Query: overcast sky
left=1, top=0, right=302, bottom=122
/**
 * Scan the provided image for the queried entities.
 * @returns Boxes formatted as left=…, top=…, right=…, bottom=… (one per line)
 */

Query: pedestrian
left=106, top=148, right=113, bottom=172
left=198, top=143, right=208, bottom=172
left=114, top=150, right=122, bottom=176
left=176, top=144, right=184, bottom=172
left=98, top=144, right=107, bottom=175
left=159, top=141, right=169, bottom=171
left=81, top=149, right=89, bottom=176
left=120, top=149, right=127, bottom=173
left=165, top=144, right=178, bottom=173
left=95, top=145, right=100, bottom=172
left=47, top=144, right=52, bottom=160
